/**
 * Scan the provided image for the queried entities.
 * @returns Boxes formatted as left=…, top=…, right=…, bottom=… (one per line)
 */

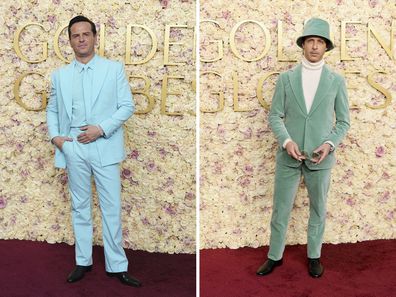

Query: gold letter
left=230, top=20, right=271, bottom=62
left=257, top=72, right=280, bottom=110
left=161, top=75, right=184, bottom=115
left=367, top=21, right=394, bottom=60
left=98, top=24, right=106, bottom=57
left=340, top=21, right=362, bottom=61
left=232, top=71, right=253, bottom=112
left=129, top=75, right=154, bottom=114
left=200, top=20, right=224, bottom=62
left=341, top=70, right=360, bottom=109
left=14, top=72, right=47, bottom=111
left=277, top=21, right=297, bottom=62
left=164, top=25, right=189, bottom=66
left=125, top=25, right=158, bottom=65
left=200, top=71, right=224, bottom=113
left=54, top=24, right=71, bottom=63
left=366, top=71, right=392, bottom=109
left=13, top=23, right=48, bottom=63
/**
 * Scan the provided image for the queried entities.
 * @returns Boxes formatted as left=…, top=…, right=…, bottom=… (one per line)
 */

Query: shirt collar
left=74, top=54, right=97, bottom=73
left=301, top=56, right=325, bottom=70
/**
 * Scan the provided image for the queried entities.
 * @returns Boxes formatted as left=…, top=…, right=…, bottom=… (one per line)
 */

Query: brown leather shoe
left=308, top=258, right=324, bottom=278
left=106, top=272, right=142, bottom=287
left=66, top=265, right=92, bottom=283
left=256, top=259, right=283, bottom=276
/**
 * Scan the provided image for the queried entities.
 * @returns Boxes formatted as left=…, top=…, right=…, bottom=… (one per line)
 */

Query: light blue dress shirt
left=71, top=55, right=97, bottom=127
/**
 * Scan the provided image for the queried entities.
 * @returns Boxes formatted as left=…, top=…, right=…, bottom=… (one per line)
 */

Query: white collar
left=301, top=56, right=324, bottom=70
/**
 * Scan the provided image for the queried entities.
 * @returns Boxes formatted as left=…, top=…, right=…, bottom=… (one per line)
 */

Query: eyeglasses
left=301, top=151, right=322, bottom=161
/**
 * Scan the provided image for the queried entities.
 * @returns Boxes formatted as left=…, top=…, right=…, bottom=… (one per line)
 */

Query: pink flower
left=146, top=161, right=157, bottom=172
left=379, top=191, right=390, bottom=203
left=369, top=0, right=378, bottom=8
left=159, top=148, right=168, bottom=158
left=234, top=146, right=244, bottom=156
left=0, top=196, right=7, bottom=209
left=141, top=217, right=150, bottom=225
left=375, top=146, right=385, bottom=157
left=16, top=143, right=24, bottom=151
left=185, top=192, right=195, bottom=200
left=128, top=149, right=139, bottom=159
left=20, top=169, right=29, bottom=177
left=381, top=171, right=390, bottom=180
left=47, top=15, right=56, bottom=24
left=160, top=0, right=169, bottom=8
left=386, top=211, right=394, bottom=220
left=163, top=177, right=174, bottom=188
left=346, top=198, right=355, bottom=206
left=165, top=205, right=176, bottom=215
left=122, top=168, right=132, bottom=179
left=107, top=17, right=116, bottom=29
left=217, top=125, right=225, bottom=137
left=222, top=10, right=231, bottom=20
left=52, top=224, right=60, bottom=231
left=239, top=176, right=251, bottom=187
left=59, top=173, right=68, bottom=185
left=242, top=127, right=252, bottom=139
left=213, top=161, right=223, bottom=174
left=244, top=165, right=254, bottom=173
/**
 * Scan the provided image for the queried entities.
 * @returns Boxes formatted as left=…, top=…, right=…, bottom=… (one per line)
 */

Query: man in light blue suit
left=46, top=15, right=141, bottom=287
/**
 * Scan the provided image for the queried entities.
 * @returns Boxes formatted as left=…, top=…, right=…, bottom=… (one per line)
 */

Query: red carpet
left=0, top=240, right=195, bottom=297
left=200, top=239, right=396, bottom=297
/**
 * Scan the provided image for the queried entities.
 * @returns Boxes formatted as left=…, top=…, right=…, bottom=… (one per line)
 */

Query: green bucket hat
left=296, top=18, right=334, bottom=51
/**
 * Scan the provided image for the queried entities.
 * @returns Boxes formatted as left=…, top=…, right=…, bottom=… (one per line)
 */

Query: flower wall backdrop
left=0, top=0, right=196, bottom=253
left=200, top=0, right=396, bottom=249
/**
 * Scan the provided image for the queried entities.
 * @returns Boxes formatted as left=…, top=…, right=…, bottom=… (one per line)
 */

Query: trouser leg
left=92, top=162, right=128, bottom=272
left=64, top=140, right=93, bottom=266
left=268, top=163, right=301, bottom=261
left=302, top=165, right=332, bottom=259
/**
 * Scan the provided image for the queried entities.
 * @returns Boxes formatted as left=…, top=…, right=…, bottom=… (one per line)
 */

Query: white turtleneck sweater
left=301, top=56, right=324, bottom=113
left=282, top=57, right=334, bottom=150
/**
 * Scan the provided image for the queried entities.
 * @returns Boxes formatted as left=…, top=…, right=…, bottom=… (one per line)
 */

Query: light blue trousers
left=63, top=127, right=128, bottom=272
left=268, top=162, right=331, bottom=260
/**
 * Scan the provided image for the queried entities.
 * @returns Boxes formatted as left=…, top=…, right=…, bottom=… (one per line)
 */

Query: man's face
left=69, top=21, right=96, bottom=59
left=302, top=36, right=327, bottom=63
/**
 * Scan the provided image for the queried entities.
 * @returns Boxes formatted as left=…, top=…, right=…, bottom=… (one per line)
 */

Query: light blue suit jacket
left=46, top=55, right=134, bottom=168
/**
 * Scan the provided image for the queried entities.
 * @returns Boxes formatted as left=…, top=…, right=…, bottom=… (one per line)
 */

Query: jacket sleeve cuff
left=282, top=138, right=292, bottom=149
left=324, top=141, right=335, bottom=151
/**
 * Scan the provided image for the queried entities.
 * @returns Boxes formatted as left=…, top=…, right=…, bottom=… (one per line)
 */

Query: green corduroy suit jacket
left=269, top=64, right=350, bottom=170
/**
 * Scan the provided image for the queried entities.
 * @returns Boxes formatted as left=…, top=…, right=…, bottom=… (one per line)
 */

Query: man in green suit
left=256, top=18, right=350, bottom=278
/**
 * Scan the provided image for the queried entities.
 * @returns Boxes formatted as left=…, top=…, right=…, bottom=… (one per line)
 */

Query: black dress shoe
left=67, top=265, right=92, bottom=283
left=106, top=272, right=142, bottom=287
left=256, top=258, right=283, bottom=276
left=308, top=258, right=324, bottom=278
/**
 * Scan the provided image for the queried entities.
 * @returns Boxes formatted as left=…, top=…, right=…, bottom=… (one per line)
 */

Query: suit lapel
left=308, top=65, right=334, bottom=115
left=59, top=63, right=74, bottom=120
left=288, top=64, right=307, bottom=115
left=91, top=56, right=109, bottom=107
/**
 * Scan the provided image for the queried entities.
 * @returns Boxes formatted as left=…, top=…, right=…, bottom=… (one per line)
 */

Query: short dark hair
left=68, top=15, right=96, bottom=38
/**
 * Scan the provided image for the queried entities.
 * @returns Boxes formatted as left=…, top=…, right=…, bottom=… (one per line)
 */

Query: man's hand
left=77, top=125, right=103, bottom=144
left=52, top=136, right=73, bottom=151
left=285, top=141, right=305, bottom=161
left=311, top=143, right=331, bottom=164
